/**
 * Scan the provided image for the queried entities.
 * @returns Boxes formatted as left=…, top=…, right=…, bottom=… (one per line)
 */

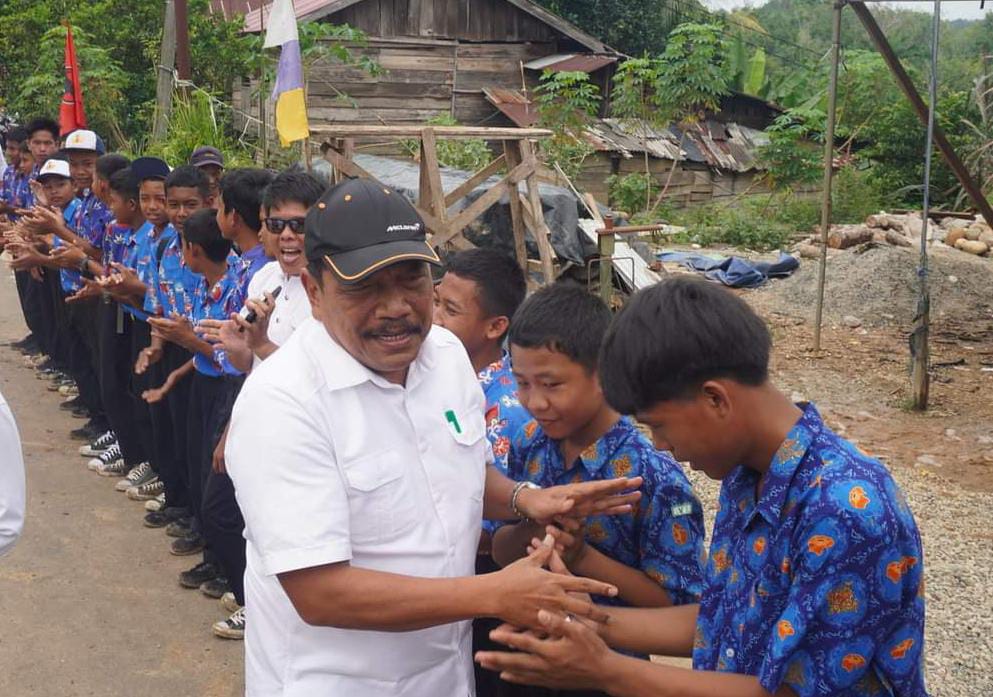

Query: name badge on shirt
left=671, top=502, right=694, bottom=517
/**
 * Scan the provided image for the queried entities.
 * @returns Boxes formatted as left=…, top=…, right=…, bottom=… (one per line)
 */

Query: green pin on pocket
left=445, top=410, right=462, bottom=435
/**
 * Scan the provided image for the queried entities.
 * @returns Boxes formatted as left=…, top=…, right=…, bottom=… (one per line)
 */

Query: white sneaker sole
left=211, top=623, right=245, bottom=640
left=220, top=594, right=242, bottom=614
left=127, top=483, right=162, bottom=501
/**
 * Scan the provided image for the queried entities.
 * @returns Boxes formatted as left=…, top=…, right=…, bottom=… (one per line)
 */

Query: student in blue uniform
left=476, top=276, right=930, bottom=697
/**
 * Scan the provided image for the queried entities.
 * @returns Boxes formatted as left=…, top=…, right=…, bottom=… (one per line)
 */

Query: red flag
left=59, top=23, right=87, bottom=136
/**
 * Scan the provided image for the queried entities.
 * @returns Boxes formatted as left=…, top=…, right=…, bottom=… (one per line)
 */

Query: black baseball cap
left=189, top=146, right=224, bottom=169
left=305, top=178, right=441, bottom=284
left=131, top=156, right=170, bottom=182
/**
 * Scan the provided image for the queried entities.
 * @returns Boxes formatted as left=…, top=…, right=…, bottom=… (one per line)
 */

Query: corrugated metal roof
left=524, top=53, right=617, bottom=73
left=588, top=118, right=770, bottom=173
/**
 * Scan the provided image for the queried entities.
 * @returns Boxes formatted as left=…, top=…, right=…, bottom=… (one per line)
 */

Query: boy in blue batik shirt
left=492, top=285, right=705, bottom=617
left=476, top=276, right=929, bottom=697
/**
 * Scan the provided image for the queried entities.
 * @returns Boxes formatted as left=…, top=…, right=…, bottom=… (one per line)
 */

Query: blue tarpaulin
left=657, top=251, right=799, bottom=288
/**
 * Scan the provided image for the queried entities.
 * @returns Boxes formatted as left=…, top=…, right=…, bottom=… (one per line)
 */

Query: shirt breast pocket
left=340, top=448, right=418, bottom=544
left=446, top=411, right=487, bottom=503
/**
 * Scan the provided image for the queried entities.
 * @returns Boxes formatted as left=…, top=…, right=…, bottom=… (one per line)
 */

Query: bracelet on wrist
left=510, top=480, right=541, bottom=520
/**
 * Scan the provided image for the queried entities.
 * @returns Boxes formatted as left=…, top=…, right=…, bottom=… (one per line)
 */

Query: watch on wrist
left=511, top=480, right=541, bottom=520
left=78, top=256, right=89, bottom=273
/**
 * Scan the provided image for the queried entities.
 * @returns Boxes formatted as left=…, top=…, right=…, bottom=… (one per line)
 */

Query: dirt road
left=0, top=272, right=243, bottom=697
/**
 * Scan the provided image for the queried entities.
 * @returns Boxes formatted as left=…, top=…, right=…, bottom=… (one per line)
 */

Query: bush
left=144, top=91, right=255, bottom=168
left=606, top=173, right=652, bottom=216
left=831, top=165, right=892, bottom=223
left=669, top=197, right=795, bottom=251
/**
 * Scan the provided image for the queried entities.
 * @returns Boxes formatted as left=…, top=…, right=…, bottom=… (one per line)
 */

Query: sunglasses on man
left=265, top=217, right=306, bottom=234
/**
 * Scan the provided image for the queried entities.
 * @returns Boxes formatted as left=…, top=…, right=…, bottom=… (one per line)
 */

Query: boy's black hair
left=165, top=165, right=210, bottom=199
left=446, top=248, right=526, bottom=331
left=262, top=169, right=325, bottom=215
left=181, top=208, right=232, bottom=263
left=19, top=141, right=32, bottom=154
left=599, top=275, right=771, bottom=414
left=25, top=117, right=60, bottom=141
left=108, top=168, right=139, bottom=201
left=219, top=168, right=274, bottom=233
left=6, top=127, right=29, bottom=145
left=96, top=154, right=131, bottom=181
left=509, top=283, right=611, bottom=373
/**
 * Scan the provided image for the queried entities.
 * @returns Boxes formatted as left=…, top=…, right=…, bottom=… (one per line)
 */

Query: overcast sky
left=701, top=1, right=992, bottom=21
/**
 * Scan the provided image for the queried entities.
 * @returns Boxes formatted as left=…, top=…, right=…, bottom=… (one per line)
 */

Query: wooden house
left=213, top=0, right=620, bottom=127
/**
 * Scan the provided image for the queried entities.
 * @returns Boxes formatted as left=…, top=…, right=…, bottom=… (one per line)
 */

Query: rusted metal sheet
left=483, top=87, right=540, bottom=128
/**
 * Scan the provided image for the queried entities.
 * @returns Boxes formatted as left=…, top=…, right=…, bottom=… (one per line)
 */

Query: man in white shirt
left=0, top=390, right=26, bottom=558
left=225, top=179, right=643, bottom=697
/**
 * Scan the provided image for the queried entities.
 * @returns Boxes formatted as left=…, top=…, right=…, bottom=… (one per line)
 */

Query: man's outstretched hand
left=488, top=537, right=617, bottom=631
left=517, top=477, right=643, bottom=524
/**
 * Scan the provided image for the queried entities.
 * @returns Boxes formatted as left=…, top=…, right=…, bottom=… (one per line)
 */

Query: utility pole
left=152, top=0, right=177, bottom=142
left=175, top=0, right=191, bottom=82
left=813, top=2, right=842, bottom=352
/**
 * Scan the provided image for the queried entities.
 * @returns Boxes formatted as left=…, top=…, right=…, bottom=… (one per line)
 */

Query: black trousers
left=14, top=270, right=43, bottom=341
left=65, top=297, right=104, bottom=421
left=202, top=376, right=246, bottom=602
left=141, top=331, right=190, bottom=509
left=39, top=270, right=69, bottom=366
left=184, top=367, right=226, bottom=534
left=97, top=303, right=149, bottom=466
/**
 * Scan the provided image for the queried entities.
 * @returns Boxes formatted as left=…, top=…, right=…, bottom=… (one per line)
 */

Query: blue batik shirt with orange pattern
left=189, top=255, right=243, bottom=377
left=508, top=416, right=705, bottom=607
left=693, top=403, right=928, bottom=697
left=150, top=230, right=200, bottom=319
left=0, top=165, right=30, bottom=221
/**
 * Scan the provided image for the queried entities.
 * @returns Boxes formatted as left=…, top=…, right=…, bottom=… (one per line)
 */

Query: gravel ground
left=682, top=464, right=993, bottom=696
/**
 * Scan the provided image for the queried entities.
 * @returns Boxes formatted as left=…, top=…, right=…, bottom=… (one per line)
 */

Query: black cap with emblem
left=304, top=178, right=441, bottom=284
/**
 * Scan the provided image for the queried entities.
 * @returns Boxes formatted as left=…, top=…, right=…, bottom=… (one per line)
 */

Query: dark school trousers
left=185, top=370, right=229, bottom=537
left=14, top=270, right=44, bottom=341
left=39, top=269, right=69, bottom=367
left=65, top=296, right=104, bottom=420
left=97, top=302, right=149, bottom=466
left=201, top=376, right=246, bottom=602
left=143, top=334, right=191, bottom=510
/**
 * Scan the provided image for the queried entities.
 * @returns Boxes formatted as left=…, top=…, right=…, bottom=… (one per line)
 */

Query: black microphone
left=243, top=285, right=282, bottom=325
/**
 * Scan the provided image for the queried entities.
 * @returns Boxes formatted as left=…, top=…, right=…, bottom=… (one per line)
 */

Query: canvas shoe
left=79, top=431, right=116, bottom=457
left=88, top=443, right=122, bottom=471
left=98, top=458, right=130, bottom=477
left=145, top=492, right=167, bottom=512
left=219, top=592, right=241, bottom=614
left=199, top=577, right=230, bottom=600
left=115, top=462, right=153, bottom=492
left=179, top=561, right=218, bottom=588
left=58, top=383, right=79, bottom=397
left=143, top=506, right=188, bottom=528
left=165, top=517, right=193, bottom=538
left=127, top=478, right=164, bottom=501
left=212, top=607, right=245, bottom=640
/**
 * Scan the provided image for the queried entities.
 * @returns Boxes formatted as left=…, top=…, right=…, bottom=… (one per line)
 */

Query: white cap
left=63, top=129, right=103, bottom=153
left=37, top=158, right=71, bottom=180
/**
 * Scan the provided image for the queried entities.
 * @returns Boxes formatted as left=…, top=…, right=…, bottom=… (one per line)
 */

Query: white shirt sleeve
left=225, top=379, right=352, bottom=577
left=0, top=393, right=26, bottom=558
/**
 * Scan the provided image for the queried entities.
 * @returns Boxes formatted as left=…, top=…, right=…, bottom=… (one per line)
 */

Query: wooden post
left=519, top=139, right=555, bottom=284
left=152, top=0, right=176, bottom=142
left=911, top=0, right=941, bottom=411
left=598, top=215, right=616, bottom=305
left=850, top=1, right=993, bottom=228
left=174, top=0, right=191, bottom=81
left=813, top=2, right=842, bottom=352
left=504, top=141, right=529, bottom=274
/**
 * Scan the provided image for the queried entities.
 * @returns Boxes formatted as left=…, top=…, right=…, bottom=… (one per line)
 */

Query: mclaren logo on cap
left=386, top=223, right=422, bottom=234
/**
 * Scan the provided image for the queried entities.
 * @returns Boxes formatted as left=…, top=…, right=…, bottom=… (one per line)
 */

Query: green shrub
left=606, top=173, right=652, bottom=216
left=144, top=90, right=255, bottom=168
left=831, top=165, right=892, bottom=223
left=669, top=198, right=794, bottom=250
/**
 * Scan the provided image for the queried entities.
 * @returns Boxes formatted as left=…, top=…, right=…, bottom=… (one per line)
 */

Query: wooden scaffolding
left=313, top=124, right=559, bottom=285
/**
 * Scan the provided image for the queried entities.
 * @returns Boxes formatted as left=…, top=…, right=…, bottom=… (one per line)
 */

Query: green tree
left=534, top=70, right=601, bottom=180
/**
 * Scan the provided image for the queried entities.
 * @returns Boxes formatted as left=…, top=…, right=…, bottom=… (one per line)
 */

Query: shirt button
left=725, top=648, right=735, bottom=659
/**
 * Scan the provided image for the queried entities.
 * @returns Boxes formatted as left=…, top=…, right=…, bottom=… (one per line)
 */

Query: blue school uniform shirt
left=49, top=198, right=83, bottom=293
left=102, top=221, right=134, bottom=269
left=20, top=165, right=40, bottom=209
left=189, top=256, right=243, bottom=377
left=0, top=167, right=30, bottom=221
left=123, top=222, right=170, bottom=321
left=54, top=190, right=113, bottom=294
left=235, top=244, right=272, bottom=301
left=693, top=403, right=928, bottom=697
left=508, top=417, right=705, bottom=607
left=478, top=352, right=531, bottom=536
left=152, top=231, right=202, bottom=319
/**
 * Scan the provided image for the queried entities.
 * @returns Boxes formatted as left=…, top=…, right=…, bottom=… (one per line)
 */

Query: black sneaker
left=144, top=507, right=190, bottom=529
left=71, top=406, right=91, bottom=420
left=11, top=334, right=36, bottom=351
left=178, top=561, right=218, bottom=588
left=60, top=396, right=84, bottom=411
left=70, top=423, right=103, bottom=442
left=170, top=533, right=206, bottom=556
left=165, top=517, right=193, bottom=538
left=199, top=577, right=230, bottom=599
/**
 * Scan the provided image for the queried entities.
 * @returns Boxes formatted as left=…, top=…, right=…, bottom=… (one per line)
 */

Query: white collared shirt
left=226, top=318, right=488, bottom=697
left=244, top=261, right=312, bottom=363
left=0, top=391, right=26, bottom=558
